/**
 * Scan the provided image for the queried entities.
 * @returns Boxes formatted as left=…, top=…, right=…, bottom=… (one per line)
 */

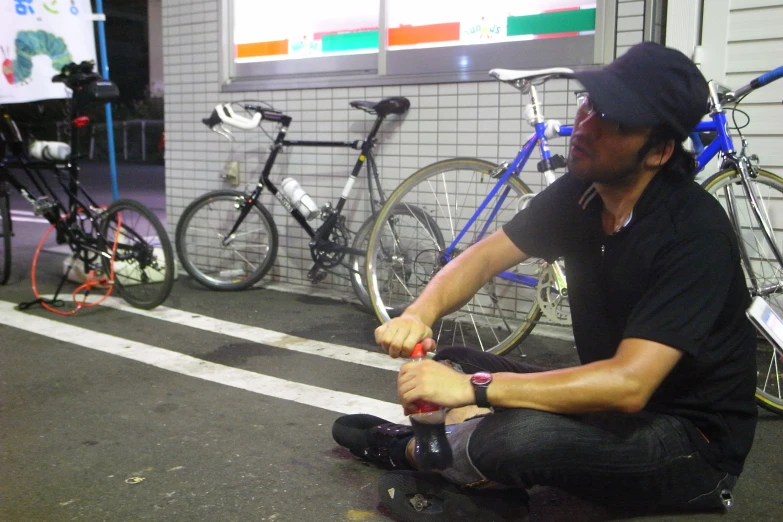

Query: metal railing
left=19, top=120, right=164, bottom=164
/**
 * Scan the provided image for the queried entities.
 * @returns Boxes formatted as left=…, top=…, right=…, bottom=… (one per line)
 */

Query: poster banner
left=1, top=0, right=97, bottom=104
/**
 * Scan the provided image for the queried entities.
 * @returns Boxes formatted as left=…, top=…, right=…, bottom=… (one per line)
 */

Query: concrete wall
left=160, top=0, right=645, bottom=299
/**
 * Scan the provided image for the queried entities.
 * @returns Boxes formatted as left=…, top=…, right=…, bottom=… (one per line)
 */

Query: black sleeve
left=623, top=230, right=736, bottom=356
left=502, top=173, right=585, bottom=262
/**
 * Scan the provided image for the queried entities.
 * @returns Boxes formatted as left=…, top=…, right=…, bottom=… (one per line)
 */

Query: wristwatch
left=470, top=372, right=493, bottom=408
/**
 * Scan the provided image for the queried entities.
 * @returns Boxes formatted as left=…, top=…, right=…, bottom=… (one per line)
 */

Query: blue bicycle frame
left=442, top=120, right=573, bottom=287
left=445, top=64, right=783, bottom=291
left=691, top=65, right=783, bottom=171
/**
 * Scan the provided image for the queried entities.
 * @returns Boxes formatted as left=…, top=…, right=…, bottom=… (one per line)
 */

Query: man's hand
left=398, top=359, right=474, bottom=414
left=375, top=313, right=436, bottom=358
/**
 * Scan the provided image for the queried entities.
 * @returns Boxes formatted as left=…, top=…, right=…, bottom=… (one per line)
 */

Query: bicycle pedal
left=307, top=266, right=328, bottom=283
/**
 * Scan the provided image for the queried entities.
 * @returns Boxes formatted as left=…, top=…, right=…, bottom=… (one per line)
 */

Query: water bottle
left=29, top=140, right=71, bottom=161
left=408, top=343, right=453, bottom=471
left=280, top=177, right=319, bottom=220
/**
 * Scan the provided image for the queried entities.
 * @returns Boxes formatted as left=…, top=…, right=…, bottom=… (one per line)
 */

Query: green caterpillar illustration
left=3, top=30, right=73, bottom=84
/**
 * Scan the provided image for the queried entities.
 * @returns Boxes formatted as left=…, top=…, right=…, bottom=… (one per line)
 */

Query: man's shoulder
left=545, top=172, right=594, bottom=204
left=672, top=181, right=729, bottom=220
left=661, top=178, right=731, bottom=231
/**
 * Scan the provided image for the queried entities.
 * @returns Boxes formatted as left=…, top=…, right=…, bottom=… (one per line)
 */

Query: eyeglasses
left=574, top=92, right=636, bottom=134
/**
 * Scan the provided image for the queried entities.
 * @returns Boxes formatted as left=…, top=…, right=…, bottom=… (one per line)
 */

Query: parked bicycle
left=364, top=64, right=783, bottom=414
left=0, top=61, right=175, bottom=313
left=175, top=97, right=411, bottom=310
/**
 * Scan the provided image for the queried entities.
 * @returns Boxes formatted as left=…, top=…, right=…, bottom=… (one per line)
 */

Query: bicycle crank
left=536, top=263, right=571, bottom=325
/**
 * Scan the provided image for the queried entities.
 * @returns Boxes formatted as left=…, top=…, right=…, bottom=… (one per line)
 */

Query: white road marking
left=0, top=300, right=408, bottom=423
left=99, top=297, right=405, bottom=372
left=10, top=209, right=36, bottom=216
left=8, top=215, right=50, bottom=224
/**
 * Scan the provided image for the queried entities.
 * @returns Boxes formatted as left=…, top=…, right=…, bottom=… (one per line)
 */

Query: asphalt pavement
left=1, top=163, right=781, bottom=522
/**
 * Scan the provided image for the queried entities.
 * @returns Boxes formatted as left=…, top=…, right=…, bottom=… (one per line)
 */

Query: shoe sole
left=378, top=471, right=521, bottom=522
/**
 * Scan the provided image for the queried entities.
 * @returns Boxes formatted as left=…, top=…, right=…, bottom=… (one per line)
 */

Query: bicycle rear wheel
left=702, top=167, right=783, bottom=414
left=365, top=158, right=554, bottom=355
left=101, top=199, right=175, bottom=309
left=0, top=186, right=10, bottom=285
left=350, top=205, right=445, bottom=314
left=175, top=190, right=278, bottom=291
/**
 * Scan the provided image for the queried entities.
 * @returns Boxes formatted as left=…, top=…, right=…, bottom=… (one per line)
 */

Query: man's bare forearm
left=403, top=230, right=527, bottom=326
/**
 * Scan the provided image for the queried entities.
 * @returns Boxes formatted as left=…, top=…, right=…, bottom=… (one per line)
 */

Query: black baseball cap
left=573, top=42, right=709, bottom=140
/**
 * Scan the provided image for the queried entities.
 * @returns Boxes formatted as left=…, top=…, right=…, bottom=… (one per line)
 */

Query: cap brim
left=572, top=69, right=657, bottom=128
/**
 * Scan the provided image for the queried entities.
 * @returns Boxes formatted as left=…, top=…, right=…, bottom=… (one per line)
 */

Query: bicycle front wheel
left=702, top=168, right=783, bottom=414
left=0, top=186, right=10, bottom=285
left=101, top=199, right=175, bottom=309
left=175, top=190, right=278, bottom=291
left=365, top=158, right=548, bottom=355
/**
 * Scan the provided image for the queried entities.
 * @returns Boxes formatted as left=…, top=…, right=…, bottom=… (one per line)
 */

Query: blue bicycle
left=364, top=64, right=783, bottom=413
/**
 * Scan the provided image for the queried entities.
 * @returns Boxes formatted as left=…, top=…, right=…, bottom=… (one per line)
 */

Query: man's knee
left=433, top=346, right=480, bottom=366
left=467, top=409, right=564, bottom=484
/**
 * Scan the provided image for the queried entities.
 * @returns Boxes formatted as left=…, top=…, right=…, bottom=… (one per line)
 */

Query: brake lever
left=212, top=125, right=235, bottom=142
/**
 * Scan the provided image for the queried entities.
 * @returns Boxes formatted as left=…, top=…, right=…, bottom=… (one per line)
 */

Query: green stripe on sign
left=322, top=30, right=379, bottom=53
left=507, top=8, right=596, bottom=36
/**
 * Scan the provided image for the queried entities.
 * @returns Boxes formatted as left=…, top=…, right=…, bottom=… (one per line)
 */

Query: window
left=222, top=0, right=613, bottom=91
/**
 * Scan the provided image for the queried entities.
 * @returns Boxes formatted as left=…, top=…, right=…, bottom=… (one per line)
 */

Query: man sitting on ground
left=333, top=42, right=757, bottom=521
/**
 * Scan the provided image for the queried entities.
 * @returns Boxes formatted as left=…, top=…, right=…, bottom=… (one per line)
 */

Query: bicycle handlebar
left=732, top=65, right=783, bottom=99
left=202, top=103, right=286, bottom=130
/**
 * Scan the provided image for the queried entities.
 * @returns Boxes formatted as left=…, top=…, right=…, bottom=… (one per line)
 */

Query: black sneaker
left=378, top=471, right=528, bottom=522
left=332, top=414, right=415, bottom=470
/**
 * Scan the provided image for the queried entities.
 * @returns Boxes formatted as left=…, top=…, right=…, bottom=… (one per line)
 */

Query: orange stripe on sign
left=388, top=22, right=460, bottom=46
left=236, top=40, right=289, bottom=58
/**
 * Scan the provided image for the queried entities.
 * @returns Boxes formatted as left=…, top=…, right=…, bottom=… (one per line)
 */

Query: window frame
left=219, top=0, right=617, bottom=92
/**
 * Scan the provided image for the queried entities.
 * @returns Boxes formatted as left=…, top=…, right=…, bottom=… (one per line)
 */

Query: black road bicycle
left=175, top=97, right=429, bottom=310
left=0, top=61, right=174, bottom=312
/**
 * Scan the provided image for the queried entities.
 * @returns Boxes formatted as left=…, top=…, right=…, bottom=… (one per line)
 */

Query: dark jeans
left=433, top=346, right=737, bottom=511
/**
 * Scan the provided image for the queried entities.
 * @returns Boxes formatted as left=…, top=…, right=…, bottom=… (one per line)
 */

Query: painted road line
left=9, top=215, right=51, bottom=224
left=10, top=209, right=36, bottom=216
left=0, top=301, right=408, bottom=424
left=98, top=296, right=405, bottom=372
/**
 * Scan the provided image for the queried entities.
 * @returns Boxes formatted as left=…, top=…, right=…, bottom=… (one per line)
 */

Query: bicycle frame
left=220, top=110, right=387, bottom=250
left=440, top=82, right=573, bottom=289
left=444, top=65, right=783, bottom=294
left=1, top=110, right=107, bottom=256
left=690, top=66, right=783, bottom=293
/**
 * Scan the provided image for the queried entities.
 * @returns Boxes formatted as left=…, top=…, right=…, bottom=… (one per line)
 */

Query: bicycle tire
left=101, top=199, right=175, bottom=309
left=0, top=186, right=10, bottom=285
left=701, top=167, right=783, bottom=414
left=350, top=204, right=445, bottom=314
left=365, top=157, right=550, bottom=355
left=175, top=190, right=278, bottom=291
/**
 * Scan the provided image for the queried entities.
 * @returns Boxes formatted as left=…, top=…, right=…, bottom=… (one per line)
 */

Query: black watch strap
left=474, top=384, right=490, bottom=408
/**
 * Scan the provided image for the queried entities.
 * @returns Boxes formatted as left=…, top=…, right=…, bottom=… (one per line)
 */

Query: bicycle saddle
left=52, top=61, right=119, bottom=106
left=490, top=67, right=575, bottom=84
left=350, top=97, right=411, bottom=117
left=52, top=61, right=103, bottom=89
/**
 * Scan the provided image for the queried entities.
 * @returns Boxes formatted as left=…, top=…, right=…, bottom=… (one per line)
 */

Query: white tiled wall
left=162, top=0, right=644, bottom=299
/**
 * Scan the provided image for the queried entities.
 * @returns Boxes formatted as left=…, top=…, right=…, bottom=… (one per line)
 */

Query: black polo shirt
left=503, top=172, right=758, bottom=475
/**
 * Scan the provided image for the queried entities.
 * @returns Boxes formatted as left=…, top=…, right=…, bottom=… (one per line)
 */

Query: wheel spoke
left=703, top=168, right=783, bottom=413
left=366, top=159, right=563, bottom=355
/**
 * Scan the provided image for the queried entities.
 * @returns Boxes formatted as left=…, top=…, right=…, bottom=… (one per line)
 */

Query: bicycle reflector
left=73, top=116, right=90, bottom=128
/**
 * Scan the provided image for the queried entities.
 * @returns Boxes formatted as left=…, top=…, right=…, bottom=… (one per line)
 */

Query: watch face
left=471, top=372, right=492, bottom=386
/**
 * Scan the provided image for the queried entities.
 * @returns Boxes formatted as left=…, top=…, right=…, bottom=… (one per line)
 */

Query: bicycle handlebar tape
left=408, top=343, right=453, bottom=471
